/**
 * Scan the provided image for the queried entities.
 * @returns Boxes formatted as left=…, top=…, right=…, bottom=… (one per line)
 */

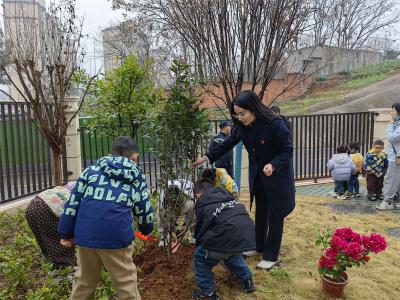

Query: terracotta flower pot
left=321, top=272, right=349, bottom=298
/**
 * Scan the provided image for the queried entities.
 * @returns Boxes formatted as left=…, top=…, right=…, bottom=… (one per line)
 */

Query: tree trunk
left=52, top=148, right=63, bottom=186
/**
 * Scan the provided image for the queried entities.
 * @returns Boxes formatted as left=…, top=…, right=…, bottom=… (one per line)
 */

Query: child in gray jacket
left=327, top=145, right=356, bottom=200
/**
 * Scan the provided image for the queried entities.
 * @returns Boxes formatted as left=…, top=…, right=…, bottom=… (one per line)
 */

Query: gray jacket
left=387, top=121, right=400, bottom=163
left=327, top=153, right=356, bottom=181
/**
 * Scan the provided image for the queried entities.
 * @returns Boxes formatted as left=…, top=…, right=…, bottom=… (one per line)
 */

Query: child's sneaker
left=368, top=194, right=377, bottom=201
left=376, top=199, right=396, bottom=210
left=188, top=232, right=196, bottom=245
left=192, top=290, right=219, bottom=300
left=158, top=235, right=170, bottom=247
left=241, top=279, right=256, bottom=293
left=337, top=195, right=347, bottom=200
left=330, top=191, right=338, bottom=198
left=376, top=194, right=384, bottom=200
left=353, top=193, right=362, bottom=198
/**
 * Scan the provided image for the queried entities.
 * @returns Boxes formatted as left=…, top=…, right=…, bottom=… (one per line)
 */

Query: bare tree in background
left=0, top=0, right=96, bottom=185
left=112, top=0, right=311, bottom=108
left=100, top=18, right=151, bottom=66
left=307, top=0, right=400, bottom=49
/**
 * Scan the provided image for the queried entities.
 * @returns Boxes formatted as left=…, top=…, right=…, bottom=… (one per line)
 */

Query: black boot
left=192, top=289, right=219, bottom=300
left=241, top=278, right=256, bottom=293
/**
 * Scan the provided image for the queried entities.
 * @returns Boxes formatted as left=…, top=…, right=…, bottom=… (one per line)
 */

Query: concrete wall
left=369, top=108, right=393, bottom=152
left=287, top=46, right=383, bottom=77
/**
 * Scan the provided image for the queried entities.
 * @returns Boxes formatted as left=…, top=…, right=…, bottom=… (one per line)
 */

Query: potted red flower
left=316, top=227, right=387, bottom=297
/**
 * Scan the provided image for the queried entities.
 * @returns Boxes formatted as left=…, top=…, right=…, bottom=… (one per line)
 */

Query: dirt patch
left=134, top=241, right=196, bottom=300
left=324, top=203, right=376, bottom=215
left=306, top=76, right=346, bottom=95
left=133, top=241, right=241, bottom=300
left=387, top=228, right=400, bottom=240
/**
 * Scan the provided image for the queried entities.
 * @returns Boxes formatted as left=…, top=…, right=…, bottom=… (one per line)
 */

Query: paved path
left=315, top=73, right=400, bottom=114
left=296, top=183, right=400, bottom=214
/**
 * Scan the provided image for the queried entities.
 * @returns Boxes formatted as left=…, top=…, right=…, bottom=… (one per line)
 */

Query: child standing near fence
left=364, top=140, right=388, bottom=201
left=327, top=145, right=356, bottom=200
left=347, top=142, right=364, bottom=197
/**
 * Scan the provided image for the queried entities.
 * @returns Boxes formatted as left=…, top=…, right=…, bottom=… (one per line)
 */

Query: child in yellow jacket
left=348, top=142, right=364, bottom=197
left=200, top=167, right=239, bottom=198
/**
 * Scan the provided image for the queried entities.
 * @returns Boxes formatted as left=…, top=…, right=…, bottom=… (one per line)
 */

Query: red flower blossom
left=345, top=242, right=364, bottom=260
left=331, top=235, right=349, bottom=251
left=317, top=228, right=387, bottom=281
left=366, top=233, right=388, bottom=253
left=319, top=254, right=336, bottom=269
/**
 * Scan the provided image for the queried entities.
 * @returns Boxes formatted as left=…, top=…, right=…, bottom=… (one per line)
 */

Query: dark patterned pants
left=25, top=197, right=75, bottom=266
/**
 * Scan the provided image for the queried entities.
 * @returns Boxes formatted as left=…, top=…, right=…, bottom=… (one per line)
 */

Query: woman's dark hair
left=336, top=144, right=349, bottom=154
left=348, top=141, right=360, bottom=152
left=269, top=105, right=281, bottom=115
left=392, top=103, right=400, bottom=115
left=111, top=136, right=138, bottom=158
left=230, top=91, right=276, bottom=125
left=200, top=167, right=217, bottom=181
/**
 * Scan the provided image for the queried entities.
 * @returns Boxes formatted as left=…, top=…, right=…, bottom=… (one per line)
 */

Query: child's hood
left=367, top=149, right=386, bottom=157
left=332, top=153, right=351, bottom=164
left=96, top=156, right=145, bottom=184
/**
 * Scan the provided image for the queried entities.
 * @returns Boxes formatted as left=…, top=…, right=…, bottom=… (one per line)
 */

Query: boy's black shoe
left=368, top=194, right=377, bottom=201
left=376, top=194, right=384, bottom=200
left=241, top=278, right=256, bottom=293
left=192, top=289, right=219, bottom=300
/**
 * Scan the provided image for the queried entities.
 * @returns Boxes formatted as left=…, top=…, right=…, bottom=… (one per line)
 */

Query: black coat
left=208, top=132, right=233, bottom=168
left=206, top=118, right=295, bottom=218
left=194, top=187, right=256, bottom=253
left=281, top=116, right=292, bottom=137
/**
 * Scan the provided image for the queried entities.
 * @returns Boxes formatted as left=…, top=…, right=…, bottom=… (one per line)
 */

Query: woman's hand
left=390, top=111, right=397, bottom=124
left=60, top=239, right=74, bottom=248
left=263, top=163, right=275, bottom=176
left=192, top=156, right=208, bottom=168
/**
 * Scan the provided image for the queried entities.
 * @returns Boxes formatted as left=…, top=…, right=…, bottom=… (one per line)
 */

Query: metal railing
left=0, top=102, right=54, bottom=203
left=288, top=112, right=375, bottom=181
left=1, top=109, right=376, bottom=204
left=79, top=121, right=223, bottom=193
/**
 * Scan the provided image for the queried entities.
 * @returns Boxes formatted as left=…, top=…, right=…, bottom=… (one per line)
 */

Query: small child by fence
left=327, top=144, right=356, bottom=200
left=347, top=141, right=364, bottom=198
left=364, top=140, right=388, bottom=201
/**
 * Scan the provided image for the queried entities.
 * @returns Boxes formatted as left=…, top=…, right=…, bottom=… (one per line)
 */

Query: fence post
left=65, top=96, right=82, bottom=181
left=368, top=108, right=392, bottom=152
left=239, top=145, right=249, bottom=190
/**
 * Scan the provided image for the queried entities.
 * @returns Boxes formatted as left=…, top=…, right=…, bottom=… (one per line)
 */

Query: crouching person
left=58, top=136, right=154, bottom=300
left=158, top=179, right=196, bottom=246
left=192, top=179, right=256, bottom=300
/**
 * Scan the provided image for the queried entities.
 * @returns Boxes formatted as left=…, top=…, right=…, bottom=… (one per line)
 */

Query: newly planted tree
left=145, top=60, right=210, bottom=261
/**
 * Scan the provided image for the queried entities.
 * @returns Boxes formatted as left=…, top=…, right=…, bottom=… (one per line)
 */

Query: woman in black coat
left=193, top=91, right=295, bottom=270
